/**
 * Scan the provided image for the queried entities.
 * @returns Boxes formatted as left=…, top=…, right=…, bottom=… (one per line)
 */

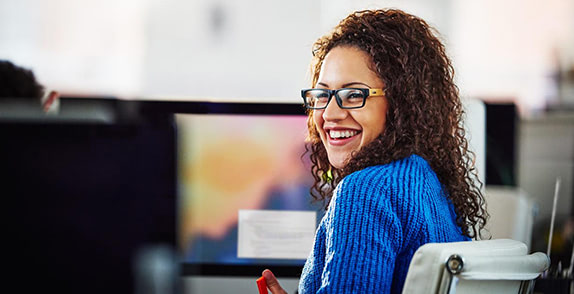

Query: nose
left=322, top=95, right=348, bottom=122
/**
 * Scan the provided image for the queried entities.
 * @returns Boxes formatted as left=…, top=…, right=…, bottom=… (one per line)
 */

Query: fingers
left=263, top=269, right=288, bottom=294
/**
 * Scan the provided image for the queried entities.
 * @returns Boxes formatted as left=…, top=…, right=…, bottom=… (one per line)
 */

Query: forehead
left=317, top=46, right=381, bottom=87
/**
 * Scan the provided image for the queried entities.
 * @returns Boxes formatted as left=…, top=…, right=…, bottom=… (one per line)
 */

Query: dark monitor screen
left=2, top=108, right=177, bottom=293
left=485, top=102, right=518, bottom=186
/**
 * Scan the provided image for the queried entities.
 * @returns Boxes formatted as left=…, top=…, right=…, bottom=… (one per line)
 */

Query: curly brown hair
left=306, top=9, right=487, bottom=238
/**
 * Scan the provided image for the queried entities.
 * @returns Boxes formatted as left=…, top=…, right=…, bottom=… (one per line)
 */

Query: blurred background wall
left=2, top=0, right=572, bottom=108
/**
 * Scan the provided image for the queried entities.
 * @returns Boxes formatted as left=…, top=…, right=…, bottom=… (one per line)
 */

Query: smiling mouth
left=328, top=129, right=360, bottom=140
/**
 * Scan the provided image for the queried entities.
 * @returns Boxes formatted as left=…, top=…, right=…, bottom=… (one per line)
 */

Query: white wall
left=0, top=0, right=147, bottom=96
left=450, top=0, right=574, bottom=115
left=141, top=0, right=321, bottom=101
left=2, top=0, right=573, bottom=112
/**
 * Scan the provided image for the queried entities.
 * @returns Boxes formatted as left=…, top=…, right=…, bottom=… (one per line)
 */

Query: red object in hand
left=256, top=276, right=268, bottom=294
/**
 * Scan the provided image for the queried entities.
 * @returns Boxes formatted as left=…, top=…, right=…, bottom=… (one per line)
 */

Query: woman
left=263, top=9, right=487, bottom=294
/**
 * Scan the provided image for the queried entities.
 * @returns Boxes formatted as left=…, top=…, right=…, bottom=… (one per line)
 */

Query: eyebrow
left=317, top=81, right=372, bottom=88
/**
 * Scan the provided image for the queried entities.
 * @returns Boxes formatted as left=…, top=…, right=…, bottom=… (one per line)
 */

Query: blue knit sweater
left=298, top=154, right=470, bottom=294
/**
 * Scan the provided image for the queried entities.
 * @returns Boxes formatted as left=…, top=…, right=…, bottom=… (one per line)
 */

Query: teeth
left=329, top=130, right=358, bottom=139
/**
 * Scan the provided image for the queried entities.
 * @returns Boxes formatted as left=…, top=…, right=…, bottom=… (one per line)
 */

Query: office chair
left=402, top=239, right=549, bottom=294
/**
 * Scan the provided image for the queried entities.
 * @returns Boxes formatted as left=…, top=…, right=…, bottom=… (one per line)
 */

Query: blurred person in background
left=0, top=59, right=59, bottom=112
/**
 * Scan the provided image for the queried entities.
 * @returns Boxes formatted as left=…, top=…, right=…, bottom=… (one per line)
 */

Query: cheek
left=374, top=113, right=387, bottom=135
left=372, top=101, right=388, bottom=136
left=359, top=107, right=387, bottom=140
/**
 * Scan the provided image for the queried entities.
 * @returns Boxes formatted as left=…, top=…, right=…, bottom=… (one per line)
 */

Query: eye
left=347, top=92, right=364, bottom=99
left=305, top=90, right=330, bottom=105
left=343, top=89, right=365, bottom=100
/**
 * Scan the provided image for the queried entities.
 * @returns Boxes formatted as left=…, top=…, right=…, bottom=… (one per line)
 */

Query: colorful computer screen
left=176, top=104, right=323, bottom=276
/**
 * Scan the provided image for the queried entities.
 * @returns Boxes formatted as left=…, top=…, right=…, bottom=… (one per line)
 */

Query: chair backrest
left=402, top=239, right=549, bottom=294
left=484, top=187, right=535, bottom=250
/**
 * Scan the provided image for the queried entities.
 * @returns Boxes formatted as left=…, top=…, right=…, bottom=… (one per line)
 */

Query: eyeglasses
left=301, top=88, right=385, bottom=109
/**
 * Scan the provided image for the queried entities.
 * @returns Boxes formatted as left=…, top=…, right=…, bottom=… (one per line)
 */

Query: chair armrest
left=456, top=252, right=550, bottom=280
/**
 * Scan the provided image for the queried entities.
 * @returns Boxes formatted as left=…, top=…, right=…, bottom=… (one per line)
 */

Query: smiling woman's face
left=313, top=46, right=389, bottom=169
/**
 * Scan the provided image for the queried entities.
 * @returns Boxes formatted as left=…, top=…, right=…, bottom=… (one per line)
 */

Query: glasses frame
left=301, top=88, right=385, bottom=109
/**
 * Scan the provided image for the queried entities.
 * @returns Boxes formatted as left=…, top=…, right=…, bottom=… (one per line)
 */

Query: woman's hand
left=262, top=269, right=288, bottom=294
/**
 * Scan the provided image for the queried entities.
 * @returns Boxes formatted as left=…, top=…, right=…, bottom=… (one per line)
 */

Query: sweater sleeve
left=316, top=168, right=405, bottom=293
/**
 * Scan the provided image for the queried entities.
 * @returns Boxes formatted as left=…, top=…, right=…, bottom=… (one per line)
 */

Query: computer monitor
left=3, top=99, right=177, bottom=293
left=484, top=102, right=518, bottom=186
left=151, top=101, right=322, bottom=277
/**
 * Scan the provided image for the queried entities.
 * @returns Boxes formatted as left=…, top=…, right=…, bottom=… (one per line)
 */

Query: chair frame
left=437, top=254, right=536, bottom=294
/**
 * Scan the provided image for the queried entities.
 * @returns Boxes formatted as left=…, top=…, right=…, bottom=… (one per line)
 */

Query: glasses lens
left=338, top=89, right=366, bottom=108
left=304, top=89, right=330, bottom=109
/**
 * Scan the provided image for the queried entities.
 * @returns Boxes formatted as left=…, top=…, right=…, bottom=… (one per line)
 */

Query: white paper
left=237, top=210, right=316, bottom=260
